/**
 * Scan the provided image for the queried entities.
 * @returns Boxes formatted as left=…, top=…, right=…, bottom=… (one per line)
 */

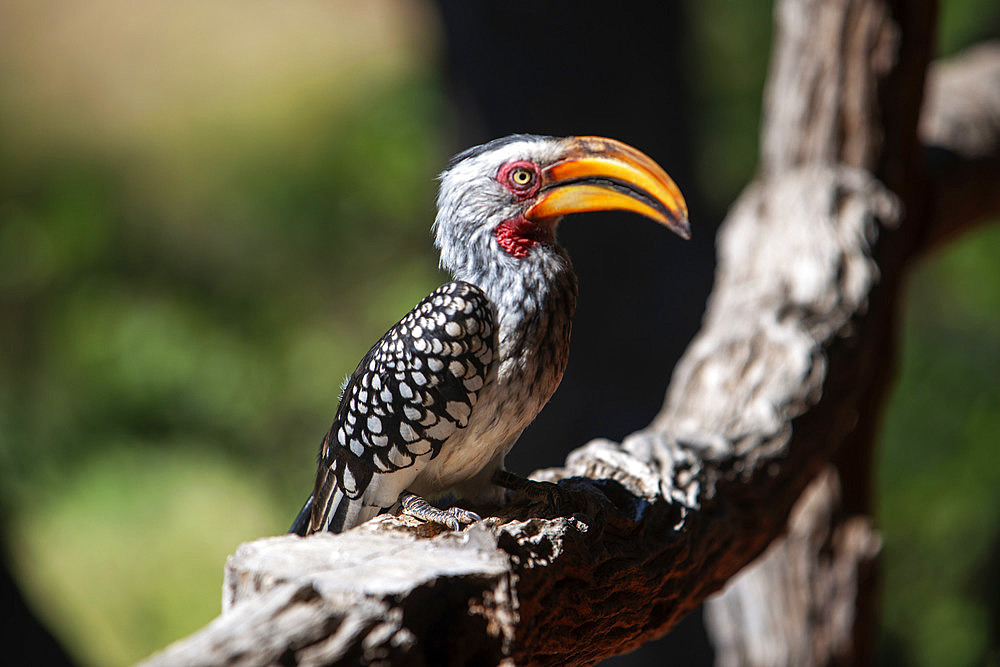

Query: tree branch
left=140, top=12, right=1000, bottom=667
left=704, top=467, right=881, bottom=666
left=703, top=30, right=1000, bottom=667
left=922, top=42, right=1000, bottom=248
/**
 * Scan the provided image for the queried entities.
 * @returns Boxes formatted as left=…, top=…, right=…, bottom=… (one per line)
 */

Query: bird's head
left=433, top=134, right=689, bottom=281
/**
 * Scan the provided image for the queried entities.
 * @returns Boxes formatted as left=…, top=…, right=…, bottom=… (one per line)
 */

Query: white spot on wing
left=446, top=401, right=471, bottom=423
left=425, top=421, right=455, bottom=440
left=389, top=447, right=412, bottom=467
left=341, top=466, right=357, bottom=494
left=408, top=439, right=431, bottom=456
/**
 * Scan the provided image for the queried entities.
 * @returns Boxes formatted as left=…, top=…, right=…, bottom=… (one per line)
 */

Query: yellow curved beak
left=525, top=136, right=690, bottom=240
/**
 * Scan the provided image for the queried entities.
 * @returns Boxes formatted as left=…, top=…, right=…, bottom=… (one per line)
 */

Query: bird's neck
left=454, top=244, right=578, bottom=386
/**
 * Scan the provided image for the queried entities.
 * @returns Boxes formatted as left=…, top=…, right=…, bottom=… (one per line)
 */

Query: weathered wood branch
left=922, top=42, right=1000, bottom=247
left=701, top=28, right=1000, bottom=665
left=140, top=10, right=1000, bottom=667
left=704, top=467, right=881, bottom=666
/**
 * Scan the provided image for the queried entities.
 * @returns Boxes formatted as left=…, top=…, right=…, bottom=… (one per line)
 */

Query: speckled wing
left=307, top=281, right=496, bottom=533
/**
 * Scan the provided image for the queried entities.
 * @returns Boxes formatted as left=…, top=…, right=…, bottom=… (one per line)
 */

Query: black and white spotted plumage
left=299, top=282, right=496, bottom=533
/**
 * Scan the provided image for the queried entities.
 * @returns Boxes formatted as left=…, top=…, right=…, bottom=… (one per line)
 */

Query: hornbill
left=291, top=134, right=689, bottom=535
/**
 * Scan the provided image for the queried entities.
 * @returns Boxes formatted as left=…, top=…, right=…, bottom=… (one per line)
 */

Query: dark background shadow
left=433, top=2, right=717, bottom=663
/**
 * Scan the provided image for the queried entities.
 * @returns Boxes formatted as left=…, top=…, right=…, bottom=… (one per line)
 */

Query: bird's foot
left=399, top=492, right=481, bottom=531
left=492, top=469, right=569, bottom=509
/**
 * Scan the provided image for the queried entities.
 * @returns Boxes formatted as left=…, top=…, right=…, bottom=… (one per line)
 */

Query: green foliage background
left=0, top=1, right=996, bottom=665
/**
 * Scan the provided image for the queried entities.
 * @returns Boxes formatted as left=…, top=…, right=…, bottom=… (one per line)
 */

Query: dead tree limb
left=702, top=13, right=1000, bottom=665
left=922, top=42, right=1000, bottom=247
left=704, top=467, right=882, bottom=666
left=140, top=3, right=1000, bottom=663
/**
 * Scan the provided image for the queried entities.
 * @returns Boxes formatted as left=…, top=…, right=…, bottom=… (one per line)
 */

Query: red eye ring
left=497, top=160, right=541, bottom=197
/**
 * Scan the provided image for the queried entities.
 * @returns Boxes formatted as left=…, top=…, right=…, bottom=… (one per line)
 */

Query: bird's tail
left=288, top=489, right=381, bottom=535
left=288, top=495, right=313, bottom=535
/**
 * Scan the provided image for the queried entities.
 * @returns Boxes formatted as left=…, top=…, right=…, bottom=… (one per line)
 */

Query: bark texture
left=139, top=3, right=1000, bottom=664
left=702, top=11, right=1000, bottom=664
left=704, top=469, right=881, bottom=666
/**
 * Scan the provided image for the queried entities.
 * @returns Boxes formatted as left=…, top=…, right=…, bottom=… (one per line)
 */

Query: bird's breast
left=417, top=257, right=578, bottom=494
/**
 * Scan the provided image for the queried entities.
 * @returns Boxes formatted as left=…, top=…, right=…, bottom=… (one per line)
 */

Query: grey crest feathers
left=444, top=133, right=556, bottom=168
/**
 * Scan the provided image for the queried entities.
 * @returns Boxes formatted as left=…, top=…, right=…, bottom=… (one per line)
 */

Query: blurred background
left=0, top=1, right=997, bottom=665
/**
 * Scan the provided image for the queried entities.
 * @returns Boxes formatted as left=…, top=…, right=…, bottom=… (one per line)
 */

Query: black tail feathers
left=289, top=495, right=313, bottom=536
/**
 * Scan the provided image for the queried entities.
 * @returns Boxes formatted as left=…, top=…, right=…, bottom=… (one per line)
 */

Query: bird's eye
left=510, top=168, right=533, bottom=186
left=498, top=161, right=539, bottom=194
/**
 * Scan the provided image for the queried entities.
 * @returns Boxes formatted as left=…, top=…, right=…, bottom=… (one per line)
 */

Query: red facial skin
left=494, top=161, right=547, bottom=258
left=494, top=216, right=549, bottom=258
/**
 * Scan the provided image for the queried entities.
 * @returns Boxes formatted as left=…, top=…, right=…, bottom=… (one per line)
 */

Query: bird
left=290, top=134, right=689, bottom=535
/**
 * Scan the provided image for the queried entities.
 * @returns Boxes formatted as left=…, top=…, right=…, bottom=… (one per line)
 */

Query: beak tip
left=672, top=215, right=692, bottom=240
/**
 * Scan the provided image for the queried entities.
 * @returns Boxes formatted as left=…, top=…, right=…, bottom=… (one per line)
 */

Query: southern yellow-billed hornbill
left=291, top=134, right=689, bottom=535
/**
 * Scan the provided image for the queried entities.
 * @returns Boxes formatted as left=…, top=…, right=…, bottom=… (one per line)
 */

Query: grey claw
left=458, top=509, right=481, bottom=522
left=446, top=507, right=480, bottom=527
left=400, top=491, right=481, bottom=530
